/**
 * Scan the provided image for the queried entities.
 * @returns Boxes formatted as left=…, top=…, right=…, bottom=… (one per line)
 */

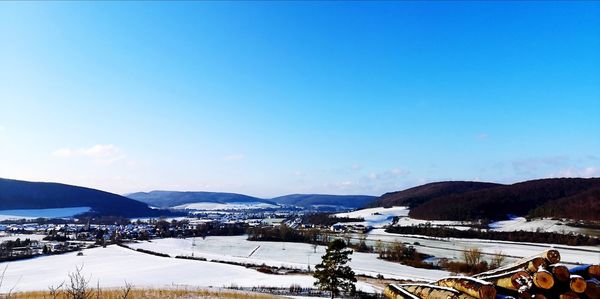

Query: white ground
left=334, top=207, right=410, bottom=228
left=174, top=202, right=279, bottom=210
left=362, top=229, right=600, bottom=265
left=128, top=235, right=449, bottom=281
left=0, top=245, right=376, bottom=294
left=0, top=207, right=90, bottom=221
left=488, top=217, right=589, bottom=235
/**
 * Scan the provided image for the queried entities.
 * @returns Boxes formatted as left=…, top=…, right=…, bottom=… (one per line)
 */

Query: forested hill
left=375, top=178, right=600, bottom=221
left=271, top=194, right=376, bottom=209
left=0, top=178, right=165, bottom=217
left=374, top=181, right=502, bottom=208
left=127, top=191, right=276, bottom=208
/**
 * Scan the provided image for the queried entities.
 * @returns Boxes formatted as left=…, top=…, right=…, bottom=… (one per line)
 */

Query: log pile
left=384, top=249, right=599, bottom=299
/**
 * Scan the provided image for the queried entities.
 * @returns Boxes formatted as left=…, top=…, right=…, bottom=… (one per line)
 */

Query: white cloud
left=52, top=144, right=124, bottom=164
left=223, top=154, right=245, bottom=161
left=552, top=166, right=600, bottom=178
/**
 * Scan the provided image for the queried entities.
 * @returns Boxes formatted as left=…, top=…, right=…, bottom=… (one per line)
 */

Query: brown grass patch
left=8, top=288, right=284, bottom=299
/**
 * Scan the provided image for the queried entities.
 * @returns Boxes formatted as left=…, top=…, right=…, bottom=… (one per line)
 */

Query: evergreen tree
left=313, top=239, right=356, bottom=299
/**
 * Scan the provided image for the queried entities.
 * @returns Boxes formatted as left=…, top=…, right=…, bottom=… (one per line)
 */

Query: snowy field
left=334, top=206, right=410, bottom=228
left=129, top=235, right=449, bottom=281
left=174, top=202, right=279, bottom=210
left=0, top=207, right=90, bottom=221
left=362, top=229, right=599, bottom=265
left=0, top=245, right=376, bottom=293
left=488, top=217, right=594, bottom=236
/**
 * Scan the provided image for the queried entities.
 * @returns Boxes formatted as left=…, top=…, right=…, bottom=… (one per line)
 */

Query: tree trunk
left=533, top=268, right=554, bottom=290
left=548, top=264, right=571, bottom=283
left=395, top=283, right=463, bottom=299
left=568, top=275, right=587, bottom=294
left=584, top=278, right=599, bottom=299
left=436, top=277, right=496, bottom=299
left=479, top=269, right=531, bottom=291
left=474, top=250, right=560, bottom=279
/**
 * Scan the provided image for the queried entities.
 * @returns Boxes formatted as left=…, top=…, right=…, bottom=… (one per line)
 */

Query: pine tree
left=313, top=239, right=356, bottom=299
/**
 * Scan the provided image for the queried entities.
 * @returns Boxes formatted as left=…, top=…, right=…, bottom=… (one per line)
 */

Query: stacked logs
left=384, top=249, right=599, bottom=299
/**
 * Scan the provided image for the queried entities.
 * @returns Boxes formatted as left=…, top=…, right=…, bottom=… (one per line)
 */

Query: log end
left=585, top=279, right=600, bottom=299
left=511, top=271, right=532, bottom=290
left=551, top=265, right=571, bottom=282
left=570, top=276, right=587, bottom=293
left=544, top=249, right=561, bottom=264
left=533, top=271, right=554, bottom=290
left=590, top=265, right=600, bottom=279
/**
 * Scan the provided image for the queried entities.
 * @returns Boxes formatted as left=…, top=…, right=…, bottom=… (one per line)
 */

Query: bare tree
left=48, top=282, right=65, bottom=299
left=65, top=265, right=92, bottom=299
left=120, top=281, right=133, bottom=299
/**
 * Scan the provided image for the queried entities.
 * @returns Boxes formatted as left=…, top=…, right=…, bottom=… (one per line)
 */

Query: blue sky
left=1, top=2, right=599, bottom=197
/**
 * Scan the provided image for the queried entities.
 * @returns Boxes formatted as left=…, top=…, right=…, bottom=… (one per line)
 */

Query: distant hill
left=0, top=178, right=164, bottom=217
left=376, top=178, right=600, bottom=221
left=127, top=191, right=277, bottom=209
left=272, top=194, right=376, bottom=209
left=374, top=181, right=502, bottom=208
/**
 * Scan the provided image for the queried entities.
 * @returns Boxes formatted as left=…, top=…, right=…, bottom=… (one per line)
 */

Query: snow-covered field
left=334, top=206, right=409, bottom=228
left=362, top=229, right=599, bottom=265
left=0, top=207, right=90, bottom=221
left=129, top=235, right=449, bottom=281
left=489, top=217, right=592, bottom=235
left=174, top=202, right=279, bottom=210
left=0, top=245, right=376, bottom=294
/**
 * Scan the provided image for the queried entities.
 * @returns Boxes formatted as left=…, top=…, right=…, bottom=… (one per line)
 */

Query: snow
left=488, top=217, right=588, bottom=235
left=363, top=229, right=600, bottom=265
left=174, top=202, right=279, bottom=210
left=0, top=207, right=90, bottom=220
left=334, top=207, right=409, bottom=228
left=0, top=245, right=376, bottom=293
left=128, top=235, right=449, bottom=281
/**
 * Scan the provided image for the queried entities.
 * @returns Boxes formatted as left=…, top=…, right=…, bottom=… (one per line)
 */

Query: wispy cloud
left=52, top=144, right=125, bottom=164
left=476, top=133, right=489, bottom=141
left=223, top=153, right=245, bottom=161
left=551, top=166, right=600, bottom=178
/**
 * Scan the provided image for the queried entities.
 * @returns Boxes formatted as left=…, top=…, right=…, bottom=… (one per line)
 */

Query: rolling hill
left=374, top=178, right=600, bottom=221
left=272, top=194, right=376, bottom=209
left=0, top=178, right=165, bottom=217
left=126, top=191, right=278, bottom=209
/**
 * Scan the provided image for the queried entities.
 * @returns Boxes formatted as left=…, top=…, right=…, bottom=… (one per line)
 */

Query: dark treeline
left=385, top=224, right=599, bottom=246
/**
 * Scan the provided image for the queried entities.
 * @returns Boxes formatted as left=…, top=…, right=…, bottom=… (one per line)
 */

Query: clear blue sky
left=1, top=2, right=599, bottom=197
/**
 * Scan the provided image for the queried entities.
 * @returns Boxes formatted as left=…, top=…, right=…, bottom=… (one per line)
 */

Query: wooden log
left=541, top=249, right=561, bottom=264
left=396, top=283, right=466, bottom=299
left=474, top=257, right=546, bottom=278
left=533, top=268, right=554, bottom=290
left=384, top=284, right=421, bottom=299
left=436, top=277, right=496, bottom=299
left=480, top=270, right=532, bottom=291
left=570, top=265, right=600, bottom=280
left=584, top=278, right=599, bottom=299
left=569, top=275, right=587, bottom=294
left=559, top=291, right=580, bottom=299
left=530, top=294, right=546, bottom=299
left=548, top=264, right=571, bottom=283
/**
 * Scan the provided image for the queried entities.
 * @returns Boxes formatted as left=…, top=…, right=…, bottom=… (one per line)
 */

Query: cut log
left=548, top=264, right=571, bottom=283
left=436, top=277, right=496, bottom=299
left=384, top=284, right=421, bottom=299
left=559, top=291, right=579, bottom=299
left=533, top=269, right=554, bottom=290
left=474, top=257, right=546, bottom=278
left=584, top=278, right=599, bottom=299
left=569, top=275, right=587, bottom=294
left=541, top=249, right=561, bottom=264
left=570, top=265, right=600, bottom=280
left=480, top=270, right=532, bottom=291
left=395, top=283, right=468, bottom=299
left=530, top=294, right=546, bottom=299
